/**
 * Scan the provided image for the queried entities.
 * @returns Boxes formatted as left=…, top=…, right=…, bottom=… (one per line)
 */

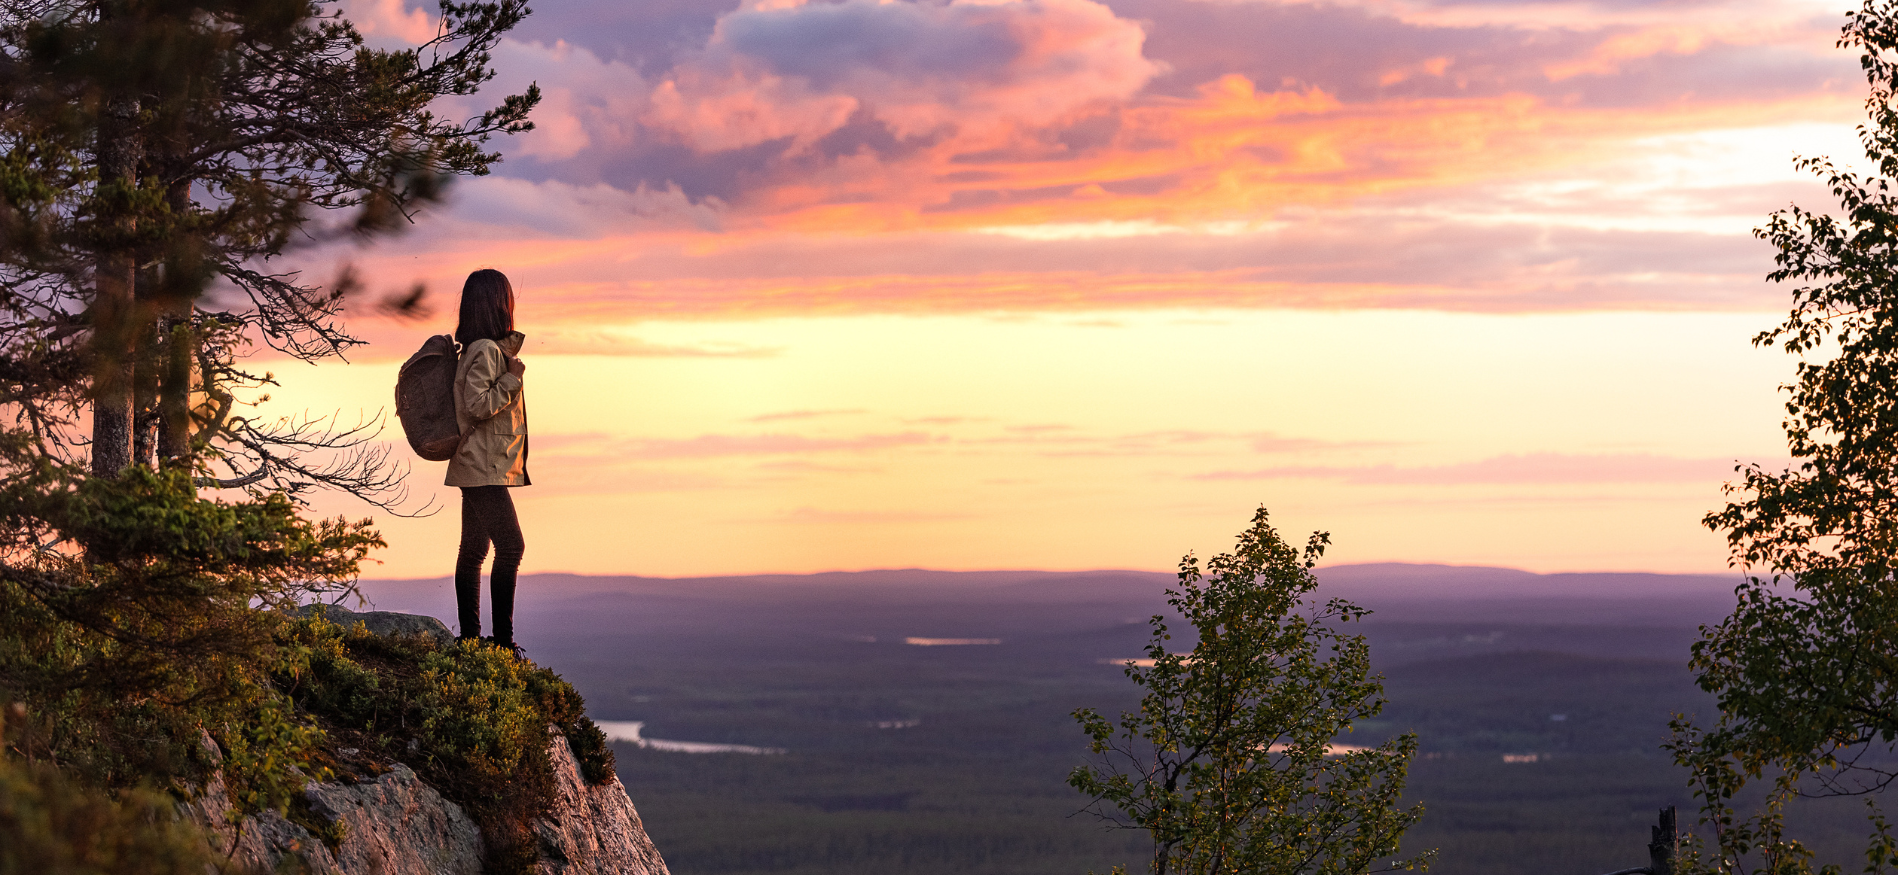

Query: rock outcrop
left=189, top=761, right=484, bottom=875
left=534, top=732, right=670, bottom=875
left=187, top=730, right=669, bottom=875
left=304, top=764, right=486, bottom=874
left=185, top=608, right=668, bottom=874
left=294, top=603, right=455, bottom=642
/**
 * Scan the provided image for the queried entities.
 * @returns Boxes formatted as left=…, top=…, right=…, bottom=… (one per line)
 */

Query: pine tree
left=0, top=0, right=537, bottom=498
left=0, top=0, right=536, bottom=823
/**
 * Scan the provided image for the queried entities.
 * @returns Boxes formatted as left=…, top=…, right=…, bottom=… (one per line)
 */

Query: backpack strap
left=442, top=337, right=517, bottom=458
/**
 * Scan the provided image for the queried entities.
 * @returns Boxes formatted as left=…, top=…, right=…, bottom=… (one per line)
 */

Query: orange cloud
left=303, top=0, right=1863, bottom=334
left=467, top=0, right=1854, bottom=227
left=1193, top=452, right=1750, bottom=485
left=1544, top=26, right=1715, bottom=80
left=543, top=430, right=942, bottom=460
left=752, top=79, right=1852, bottom=231
left=318, top=213, right=1774, bottom=346
left=641, top=0, right=1161, bottom=151
left=446, top=61, right=1854, bottom=241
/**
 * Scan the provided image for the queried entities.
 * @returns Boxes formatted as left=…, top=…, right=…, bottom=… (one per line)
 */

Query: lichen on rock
left=534, top=731, right=670, bottom=875
left=294, top=604, right=454, bottom=643
left=188, top=759, right=484, bottom=875
left=188, top=728, right=669, bottom=875
left=179, top=609, right=670, bottom=875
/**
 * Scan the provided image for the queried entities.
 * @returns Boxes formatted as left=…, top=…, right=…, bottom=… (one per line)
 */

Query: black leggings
left=455, top=485, right=524, bottom=644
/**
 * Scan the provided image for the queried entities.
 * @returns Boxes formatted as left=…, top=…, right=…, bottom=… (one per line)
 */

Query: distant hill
left=354, top=562, right=1747, bottom=637
left=1313, top=563, right=1743, bottom=626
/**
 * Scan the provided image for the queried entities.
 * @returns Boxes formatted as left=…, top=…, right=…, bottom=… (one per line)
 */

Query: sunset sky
left=254, top=0, right=1864, bottom=579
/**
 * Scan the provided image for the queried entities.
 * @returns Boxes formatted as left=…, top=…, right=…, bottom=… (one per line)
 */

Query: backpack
left=395, top=334, right=466, bottom=461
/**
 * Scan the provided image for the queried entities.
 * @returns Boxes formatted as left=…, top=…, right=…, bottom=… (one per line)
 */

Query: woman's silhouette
left=446, top=268, right=530, bottom=652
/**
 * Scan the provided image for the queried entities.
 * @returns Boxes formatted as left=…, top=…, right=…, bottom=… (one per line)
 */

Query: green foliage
left=0, top=449, right=375, bottom=815
left=0, top=0, right=538, bottom=496
left=0, top=746, right=221, bottom=875
left=1070, top=507, right=1430, bottom=875
left=218, top=694, right=327, bottom=817
left=0, top=0, right=549, bottom=865
left=415, top=640, right=561, bottom=873
left=0, top=0, right=540, bottom=335
left=276, top=612, right=616, bottom=874
left=1668, top=2, right=1898, bottom=872
left=564, top=710, right=616, bottom=785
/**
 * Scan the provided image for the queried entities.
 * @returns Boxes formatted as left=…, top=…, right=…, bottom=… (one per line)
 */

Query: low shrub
left=0, top=596, right=615, bottom=874
left=0, top=463, right=370, bottom=817
left=275, top=612, right=615, bottom=874
left=0, top=461, right=615, bottom=871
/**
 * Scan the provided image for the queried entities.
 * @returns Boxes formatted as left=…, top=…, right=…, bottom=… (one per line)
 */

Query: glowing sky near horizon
left=244, top=0, right=1869, bottom=578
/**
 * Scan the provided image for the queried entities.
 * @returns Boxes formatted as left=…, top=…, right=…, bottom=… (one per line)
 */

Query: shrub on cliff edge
left=0, top=456, right=374, bottom=814
left=276, top=612, right=615, bottom=874
left=0, top=456, right=617, bottom=872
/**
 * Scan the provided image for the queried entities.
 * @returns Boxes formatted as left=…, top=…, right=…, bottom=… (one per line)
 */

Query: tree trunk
left=90, top=93, right=140, bottom=478
left=1647, top=806, right=1676, bottom=875
left=132, top=311, right=158, bottom=468
left=152, top=175, right=196, bottom=470
left=157, top=320, right=194, bottom=464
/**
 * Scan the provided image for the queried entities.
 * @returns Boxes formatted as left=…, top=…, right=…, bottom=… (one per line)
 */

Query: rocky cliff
left=184, top=608, right=670, bottom=875
left=187, top=730, right=667, bottom=875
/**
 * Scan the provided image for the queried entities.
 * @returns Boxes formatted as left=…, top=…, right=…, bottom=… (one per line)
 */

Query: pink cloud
left=1193, top=452, right=1744, bottom=485
left=294, top=0, right=1862, bottom=327
left=530, top=327, right=779, bottom=357
left=605, top=431, right=940, bottom=459
left=322, top=202, right=1778, bottom=336
left=431, top=0, right=1855, bottom=232
left=480, top=40, right=652, bottom=165
left=337, top=0, right=435, bottom=45
left=642, top=0, right=1161, bottom=151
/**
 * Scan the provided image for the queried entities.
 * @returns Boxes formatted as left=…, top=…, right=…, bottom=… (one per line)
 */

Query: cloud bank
left=325, top=0, right=1866, bottom=337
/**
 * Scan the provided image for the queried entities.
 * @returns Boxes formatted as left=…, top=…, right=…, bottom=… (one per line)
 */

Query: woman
left=447, top=268, right=530, bottom=652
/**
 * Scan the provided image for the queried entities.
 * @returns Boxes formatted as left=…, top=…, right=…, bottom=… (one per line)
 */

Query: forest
left=359, top=564, right=1871, bottom=875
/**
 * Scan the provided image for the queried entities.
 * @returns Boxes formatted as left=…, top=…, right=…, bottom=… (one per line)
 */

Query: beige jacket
left=446, top=331, right=530, bottom=487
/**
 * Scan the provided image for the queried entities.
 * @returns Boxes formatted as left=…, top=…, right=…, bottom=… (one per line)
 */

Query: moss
left=275, top=612, right=615, bottom=874
left=285, top=793, right=348, bottom=851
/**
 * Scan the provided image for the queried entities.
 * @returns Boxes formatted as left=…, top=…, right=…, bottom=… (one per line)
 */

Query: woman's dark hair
left=455, top=269, right=515, bottom=346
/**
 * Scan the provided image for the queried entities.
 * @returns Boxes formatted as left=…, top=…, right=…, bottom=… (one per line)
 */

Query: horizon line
left=355, top=561, right=1742, bottom=584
